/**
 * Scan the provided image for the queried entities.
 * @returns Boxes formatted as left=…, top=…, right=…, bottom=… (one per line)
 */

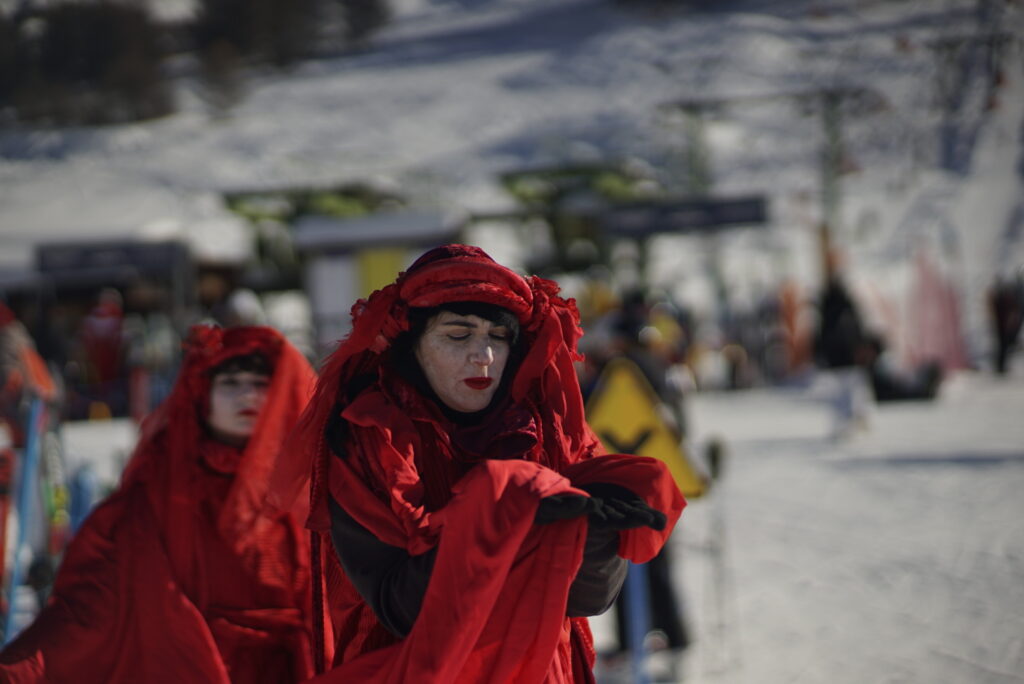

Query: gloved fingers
left=588, top=497, right=668, bottom=531
left=599, top=498, right=633, bottom=526
left=647, top=508, right=667, bottom=531
left=535, top=489, right=668, bottom=531
left=534, top=494, right=591, bottom=525
left=576, top=482, right=643, bottom=504
left=575, top=482, right=669, bottom=531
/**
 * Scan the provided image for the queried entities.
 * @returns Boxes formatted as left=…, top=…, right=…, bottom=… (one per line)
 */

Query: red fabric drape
left=0, top=325, right=320, bottom=683
left=273, top=245, right=686, bottom=683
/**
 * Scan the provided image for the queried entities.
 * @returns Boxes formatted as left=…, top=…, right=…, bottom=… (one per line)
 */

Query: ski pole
left=4, top=399, right=45, bottom=644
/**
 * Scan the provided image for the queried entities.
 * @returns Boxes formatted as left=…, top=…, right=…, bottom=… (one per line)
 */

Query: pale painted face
left=207, top=370, right=271, bottom=446
left=414, top=311, right=512, bottom=413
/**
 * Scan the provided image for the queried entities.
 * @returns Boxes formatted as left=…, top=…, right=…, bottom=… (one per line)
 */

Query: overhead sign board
left=596, top=195, right=767, bottom=237
left=585, top=357, right=706, bottom=498
left=35, top=240, right=191, bottom=285
left=292, top=210, right=462, bottom=254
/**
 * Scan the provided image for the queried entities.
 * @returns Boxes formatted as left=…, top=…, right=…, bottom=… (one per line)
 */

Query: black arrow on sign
left=599, top=428, right=653, bottom=455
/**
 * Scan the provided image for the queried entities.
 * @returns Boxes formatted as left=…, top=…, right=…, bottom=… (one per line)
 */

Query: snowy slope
left=654, top=370, right=1024, bottom=684
left=2, top=0, right=1019, bottom=303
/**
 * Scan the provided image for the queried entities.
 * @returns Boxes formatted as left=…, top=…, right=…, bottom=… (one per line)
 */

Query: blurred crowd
left=4, top=254, right=1019, bottom=435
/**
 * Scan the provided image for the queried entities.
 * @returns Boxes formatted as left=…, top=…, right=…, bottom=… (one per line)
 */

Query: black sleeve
left=327, top=496, right=437, bottom=637
left=566, top=526, right=628, bottom=617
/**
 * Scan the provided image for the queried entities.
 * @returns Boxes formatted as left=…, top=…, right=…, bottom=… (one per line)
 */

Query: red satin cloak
left=313, top=397, right=684, bottom=684
left=275, top=245, right=686, bottom=684
left=0, top=326, right=319, bottom=683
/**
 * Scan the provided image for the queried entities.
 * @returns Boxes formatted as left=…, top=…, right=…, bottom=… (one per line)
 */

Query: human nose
left=469, top=340, right=495, bottom=367
left=237, top=382, right=267, bottom=401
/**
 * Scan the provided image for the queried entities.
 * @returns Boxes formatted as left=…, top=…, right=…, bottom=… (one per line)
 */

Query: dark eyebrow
left=437, top=317, right=508, bottom=334
left=438, top=320, right=477, bottom=330
left=214, top=372, right=270, bottom=381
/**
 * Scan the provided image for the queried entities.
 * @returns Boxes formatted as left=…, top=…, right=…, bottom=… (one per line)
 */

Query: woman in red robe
left=0, top=325, right=319, bottom=683
left=271, top=244, right=686, bottom=683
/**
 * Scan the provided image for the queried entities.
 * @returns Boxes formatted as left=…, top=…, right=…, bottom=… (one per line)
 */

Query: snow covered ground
left=588, top=367, right=1024, bottom=684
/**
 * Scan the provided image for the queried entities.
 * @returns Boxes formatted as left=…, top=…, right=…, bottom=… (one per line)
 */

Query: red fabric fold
left=320, top=452, right=682, bottom=684
left=1, top=325, right=320, bottom=683
left=313, top=460, right=587, bottom=684
left=0, top=488, right=231, bottom=684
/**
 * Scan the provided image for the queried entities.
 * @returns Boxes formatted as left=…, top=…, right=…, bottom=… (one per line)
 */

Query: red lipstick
left=464, top=377, right=494, bottom=390
left=239, top=409, right=259, bottom=416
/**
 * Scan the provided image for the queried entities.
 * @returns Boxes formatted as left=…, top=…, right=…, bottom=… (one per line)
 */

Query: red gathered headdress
left=123, top=324, right=317, bottom=601
left=269, top=244, right=588, bottom=528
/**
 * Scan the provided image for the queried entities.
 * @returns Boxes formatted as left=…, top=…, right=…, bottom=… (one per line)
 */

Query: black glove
left=534, top=494, right=593, bottom=525
left=577, top=482, right=667, bottom=532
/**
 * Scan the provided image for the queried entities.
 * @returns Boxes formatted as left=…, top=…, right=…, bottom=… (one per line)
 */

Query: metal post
left=820, top=90, right=843, bottom=237
left=683, top=104, right=713, bottom=196
left=625, top=561, right=652, bottom=684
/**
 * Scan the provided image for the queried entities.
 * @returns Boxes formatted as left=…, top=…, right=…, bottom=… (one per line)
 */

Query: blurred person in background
left=214, top=288, right=269, bottom=329
left=0, top=302, right=59, bottom=447
left=988, top=272, right=1024, bottom=375
left=270, top=244, right=685, bottom=682
left=0, top=325, right=318, bottom=683
left=814, top=266, right=866, bottom=372
left=856, top=333, right=942, bottom=402
left=814, top=253, right=873, bottom=437
left=581, top=288, right=692, bottom=667
left=75, top=288, right=127, bottom=417
left=0, top=301, right=62, bottom=621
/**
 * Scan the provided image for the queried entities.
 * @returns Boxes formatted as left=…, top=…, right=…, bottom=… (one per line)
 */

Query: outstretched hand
left=533, top=483, right=666, bottom=531
left=578, top=482, right=667, bottom=531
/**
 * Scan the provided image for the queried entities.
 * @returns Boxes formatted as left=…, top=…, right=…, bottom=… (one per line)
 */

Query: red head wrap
left=269, top=244, right=588, bottom=529
left=123, top=324, right=316, bottom=600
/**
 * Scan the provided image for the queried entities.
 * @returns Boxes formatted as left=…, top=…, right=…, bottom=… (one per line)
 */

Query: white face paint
left=207, top=370, right=271, bottom=446
left=414, top=311, right=512, bottom=413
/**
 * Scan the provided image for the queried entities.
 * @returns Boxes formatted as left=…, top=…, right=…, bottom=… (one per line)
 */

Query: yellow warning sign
left=585, top=357, right=706, bottom=498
